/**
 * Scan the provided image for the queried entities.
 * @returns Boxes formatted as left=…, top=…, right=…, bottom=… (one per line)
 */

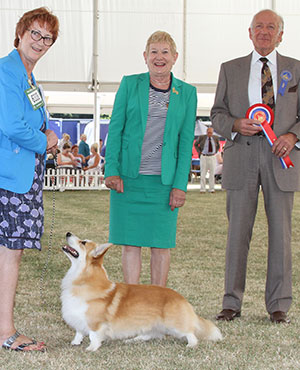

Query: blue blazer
left=105, top=72, right=197, bottom=191
left=0, top=49, right=48, bottom=194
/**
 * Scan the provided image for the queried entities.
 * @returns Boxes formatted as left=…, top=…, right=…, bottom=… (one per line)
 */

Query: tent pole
left=93, top=0, right=100, bottom=147
left=271, top=0, right=276, bottom=10
left=182, top=0, right=187, bottom=81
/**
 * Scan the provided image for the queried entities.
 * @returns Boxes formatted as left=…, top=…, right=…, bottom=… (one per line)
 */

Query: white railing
left=44, top=168, right=106, bottom=191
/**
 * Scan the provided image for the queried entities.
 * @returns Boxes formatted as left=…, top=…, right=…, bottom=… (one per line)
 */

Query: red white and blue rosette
left=246, top=104, right=294, bottom=169
left=246, top=104, right=274, bottom=128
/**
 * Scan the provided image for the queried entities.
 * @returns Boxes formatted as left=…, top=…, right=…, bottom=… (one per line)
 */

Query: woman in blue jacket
left=105, top=31, right=197, bottom=287
left=0, top=7, right=59, bottom=352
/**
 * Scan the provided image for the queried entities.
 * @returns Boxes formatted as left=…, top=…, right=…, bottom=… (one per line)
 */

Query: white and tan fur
left=61, top=233, right=222, bottom=351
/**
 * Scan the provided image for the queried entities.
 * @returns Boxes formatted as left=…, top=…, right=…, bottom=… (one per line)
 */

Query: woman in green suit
left=105, top=31, right=197, bottom=286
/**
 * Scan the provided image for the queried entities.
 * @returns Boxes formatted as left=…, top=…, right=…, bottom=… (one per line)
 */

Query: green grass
left=2, top=189, right=300, bottom=370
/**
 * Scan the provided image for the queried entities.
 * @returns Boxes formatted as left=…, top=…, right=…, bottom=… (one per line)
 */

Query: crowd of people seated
left=46, top=133, right=106, bottom=173
left=48, top=131, right=222, bottom=187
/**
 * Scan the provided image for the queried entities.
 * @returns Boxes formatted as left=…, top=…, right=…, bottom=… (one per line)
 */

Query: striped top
left=139, top=84, right=170, bottom=175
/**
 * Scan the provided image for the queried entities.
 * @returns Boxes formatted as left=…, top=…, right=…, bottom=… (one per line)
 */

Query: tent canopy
left=1, top=0, right=300, bottom=115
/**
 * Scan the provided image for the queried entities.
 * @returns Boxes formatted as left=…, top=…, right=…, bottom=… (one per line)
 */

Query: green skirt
left=109, top=175, right=179, bottom=249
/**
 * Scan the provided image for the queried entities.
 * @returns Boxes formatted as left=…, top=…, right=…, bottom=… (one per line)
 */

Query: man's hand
left=105, top=176, right=124, bottom=193
left=233, top=118, right=262, bottom=136
left=169, top=188, right=186, bottom=211
left=272, top=133, right=298, bottom=157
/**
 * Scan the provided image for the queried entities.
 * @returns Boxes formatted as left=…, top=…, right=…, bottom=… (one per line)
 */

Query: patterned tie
left=208, top=137, right=213, bottom=153
left=260, top=57, right=275, bottom=110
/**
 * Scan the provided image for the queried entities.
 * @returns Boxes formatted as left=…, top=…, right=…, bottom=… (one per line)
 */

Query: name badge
left=25, top=86, right=45, bottom=110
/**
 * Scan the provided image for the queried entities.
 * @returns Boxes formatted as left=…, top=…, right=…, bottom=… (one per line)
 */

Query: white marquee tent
left=1, top=0, right=300, bottom=117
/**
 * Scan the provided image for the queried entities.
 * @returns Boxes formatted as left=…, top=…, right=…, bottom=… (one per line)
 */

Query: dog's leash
left=39, top=152, right=57, bottom=306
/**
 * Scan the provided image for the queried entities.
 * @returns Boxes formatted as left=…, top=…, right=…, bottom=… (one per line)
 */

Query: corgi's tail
left=196, top=316, right=223, bottom=341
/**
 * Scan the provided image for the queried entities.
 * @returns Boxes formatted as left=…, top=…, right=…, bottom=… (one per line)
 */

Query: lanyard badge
left=25, top=79, right=45, bottom=110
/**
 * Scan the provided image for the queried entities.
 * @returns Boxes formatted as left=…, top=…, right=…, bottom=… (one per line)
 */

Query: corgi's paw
left=86, top=343, right=101, bottom=351
left=71, top=332, right=84, bottom=345
left=186, top=333, right=198, bottom=347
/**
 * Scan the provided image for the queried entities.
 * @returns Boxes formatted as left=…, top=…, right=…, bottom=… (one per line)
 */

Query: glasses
left=27, top=29, right=54, bottom=46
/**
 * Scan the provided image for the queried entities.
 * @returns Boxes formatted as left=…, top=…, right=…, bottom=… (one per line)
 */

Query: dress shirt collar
left=251, top=49, right=277, bottom=67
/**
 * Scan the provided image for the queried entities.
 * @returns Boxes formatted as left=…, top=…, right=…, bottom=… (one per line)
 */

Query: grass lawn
left=2, top=189, right=300, bottom=370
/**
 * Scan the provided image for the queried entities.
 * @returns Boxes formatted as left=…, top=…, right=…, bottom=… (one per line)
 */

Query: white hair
left=250, top=9, right=284, bottom=34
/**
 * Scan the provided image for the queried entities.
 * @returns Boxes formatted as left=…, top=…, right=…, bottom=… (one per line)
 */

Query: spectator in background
left=78, top=134, right=90, bottom=167
left=59, top=133, right=72, bottom=151
left=98, top=138, right=105, bottom=174
left=71, top=144, right=85, bottom=170
left=214, top=149, right=223, bottom=183
left=194, top=127, right=220, bottom=193
left=83, top=143, right=101, bottom=172
left=57, top=143, right=77, bottom=168
left=83, top=143, right=101, bottom=186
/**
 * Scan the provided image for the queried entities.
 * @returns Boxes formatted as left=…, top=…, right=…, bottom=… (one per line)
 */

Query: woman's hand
left=169, top=188, right=186, bottom=211
left=105, top=176, right=124, bottom=193
left=45, top=129, right=58, bottom=154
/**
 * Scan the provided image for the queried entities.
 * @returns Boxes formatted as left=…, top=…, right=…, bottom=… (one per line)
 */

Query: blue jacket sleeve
left=0, top=63, right=47, bottom=154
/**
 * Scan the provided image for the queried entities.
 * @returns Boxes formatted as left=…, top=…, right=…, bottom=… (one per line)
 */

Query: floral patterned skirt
left=0, top=154, right=45, bottom=250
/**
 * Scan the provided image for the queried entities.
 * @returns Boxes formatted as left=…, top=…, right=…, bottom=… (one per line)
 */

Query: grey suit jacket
left=211, top=52, right=300, bottom=191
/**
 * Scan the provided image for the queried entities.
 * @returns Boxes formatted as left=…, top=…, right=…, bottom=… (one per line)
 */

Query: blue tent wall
left=49, top=119, right=110, bottom=145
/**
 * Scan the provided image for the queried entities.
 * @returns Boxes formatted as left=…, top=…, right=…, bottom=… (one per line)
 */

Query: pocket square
left=288, top=84, right=298, bottom=93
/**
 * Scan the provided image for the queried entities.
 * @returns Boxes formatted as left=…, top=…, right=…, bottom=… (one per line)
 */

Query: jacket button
left=247, top=141, right=250, bottom=146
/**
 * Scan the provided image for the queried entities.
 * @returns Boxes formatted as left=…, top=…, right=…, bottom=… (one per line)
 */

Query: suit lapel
left=238, top=54, right=252, bottom=113
left=274, top=52, right=296, bottom=132
left=138, top=73, right=150, bottom=133
left=275, top=53, right=292, bottom=115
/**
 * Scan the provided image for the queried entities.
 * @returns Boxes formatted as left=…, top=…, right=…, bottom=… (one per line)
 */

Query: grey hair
left=250, top=9, right=284, bottom=34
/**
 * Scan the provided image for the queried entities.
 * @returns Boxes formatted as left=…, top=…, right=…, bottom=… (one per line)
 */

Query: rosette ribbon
left=246, top=104, right=294, bottom=169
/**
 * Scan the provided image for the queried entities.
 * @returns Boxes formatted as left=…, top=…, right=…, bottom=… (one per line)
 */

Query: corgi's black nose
left=66, top=232, right=72, bottom=237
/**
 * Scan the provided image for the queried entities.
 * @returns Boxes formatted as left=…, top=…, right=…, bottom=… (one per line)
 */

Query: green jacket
left=105, top=72, right=197, bottom=191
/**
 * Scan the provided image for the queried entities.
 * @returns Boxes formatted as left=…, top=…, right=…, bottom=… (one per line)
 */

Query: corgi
left=61, top=232, right=222, bottom=351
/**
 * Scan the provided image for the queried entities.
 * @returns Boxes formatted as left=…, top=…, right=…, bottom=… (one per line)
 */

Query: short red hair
left=14, top=7, right=59, bottom=48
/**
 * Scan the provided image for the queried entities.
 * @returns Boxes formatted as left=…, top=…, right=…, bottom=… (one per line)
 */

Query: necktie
left=260, top=57, right=275, bottom=110
left=208, top=137, right=213, bottom=153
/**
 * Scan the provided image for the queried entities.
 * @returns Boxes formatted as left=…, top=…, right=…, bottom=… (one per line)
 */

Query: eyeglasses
left=27, top=29, right=54, bottom=46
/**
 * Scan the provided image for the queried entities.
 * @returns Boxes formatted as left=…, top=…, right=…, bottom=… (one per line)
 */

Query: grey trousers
left=222, top=136, right=293, bottom=314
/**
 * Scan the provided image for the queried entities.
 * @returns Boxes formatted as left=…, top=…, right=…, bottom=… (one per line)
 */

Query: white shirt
left=248, top=49, right=277, bottom=106
left=232, top=49, right=277, bottom=140
left=233, top=49, right=299, bottom=147
left=202, top=136, right=217, bottom=155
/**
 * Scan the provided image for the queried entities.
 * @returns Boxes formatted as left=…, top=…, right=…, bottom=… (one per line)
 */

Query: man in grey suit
left=211, top=9, right=300, bottom=323
left=194, top=127, right=220, bottom=192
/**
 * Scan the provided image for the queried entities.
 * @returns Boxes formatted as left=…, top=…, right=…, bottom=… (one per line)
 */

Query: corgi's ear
left=91, top=243, right=112, bottom=258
